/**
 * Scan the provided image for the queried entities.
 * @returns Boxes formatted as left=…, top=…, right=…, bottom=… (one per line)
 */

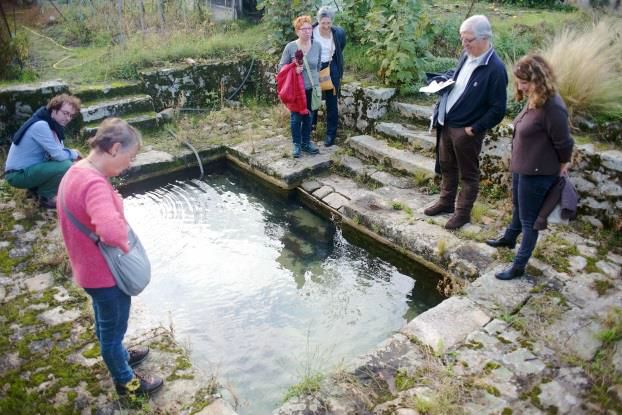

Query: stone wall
left=339, top=87, right=621, bottom=227
left=0, top=80, right=69, bottom=142
left=140, top=58, right=258, bottom=110
left=340, top=82, right=396, bottom=133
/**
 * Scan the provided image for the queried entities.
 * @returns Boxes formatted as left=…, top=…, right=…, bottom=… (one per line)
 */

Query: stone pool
left=122, top=167, right=444, bottom=413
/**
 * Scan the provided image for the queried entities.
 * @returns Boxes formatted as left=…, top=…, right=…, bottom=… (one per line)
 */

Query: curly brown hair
left=47, top=94, right=81, bottom=113
left=293, top=15, right=312, bottom=31
left=513, top=54, right=558, bottom=109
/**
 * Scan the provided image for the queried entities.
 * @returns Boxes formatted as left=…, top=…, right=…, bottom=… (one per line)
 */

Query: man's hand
left=560, top=162, right=570, bottom=176
left=73, top=150, right=82, bottom=161
left=465, top=126, right=475, bottom=136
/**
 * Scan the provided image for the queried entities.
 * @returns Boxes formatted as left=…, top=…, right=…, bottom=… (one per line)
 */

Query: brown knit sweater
left=510, top=94, right=574, bottom=176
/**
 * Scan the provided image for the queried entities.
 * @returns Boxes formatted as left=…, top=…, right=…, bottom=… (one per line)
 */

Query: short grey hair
left=460, top=15, right=492, bottom=39
left=317, top=6, right=335, bottom=22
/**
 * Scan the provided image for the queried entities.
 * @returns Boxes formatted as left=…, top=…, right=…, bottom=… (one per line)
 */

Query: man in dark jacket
left=424, top=15, right=508, bottom=229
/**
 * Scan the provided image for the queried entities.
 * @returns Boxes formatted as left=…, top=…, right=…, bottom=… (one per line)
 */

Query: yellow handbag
left=319, top=40, right=335, bottom=93
left=319, top=66, right=335, bottom=93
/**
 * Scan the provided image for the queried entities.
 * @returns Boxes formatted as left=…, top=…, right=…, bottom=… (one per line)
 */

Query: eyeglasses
left=299, top=27, right=313, bottom=32
left=59, top=109, right=76, bottom=119
left=461, top=36, right=478, bottom=44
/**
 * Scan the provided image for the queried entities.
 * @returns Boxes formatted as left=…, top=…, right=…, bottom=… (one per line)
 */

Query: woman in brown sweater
left=486, top=54, right=574, bottom=280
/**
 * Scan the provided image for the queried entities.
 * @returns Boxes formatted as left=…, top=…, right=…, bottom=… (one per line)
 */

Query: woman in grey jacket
left=278, top=15, right=322, bottom=158
left=486, top=54, right=574, bottom=280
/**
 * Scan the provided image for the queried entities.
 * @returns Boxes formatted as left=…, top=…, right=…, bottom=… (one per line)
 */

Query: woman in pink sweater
left=57, top=118, right=163, bottom=397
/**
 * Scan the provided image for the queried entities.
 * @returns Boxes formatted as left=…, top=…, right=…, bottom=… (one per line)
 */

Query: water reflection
left=123, top=170, right=442, bottom=414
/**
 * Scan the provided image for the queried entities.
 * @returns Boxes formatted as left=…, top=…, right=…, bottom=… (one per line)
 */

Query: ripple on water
left=124, top=172, right=442, bottom=414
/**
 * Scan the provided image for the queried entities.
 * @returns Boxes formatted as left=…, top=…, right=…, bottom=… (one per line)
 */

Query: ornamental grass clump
left=541, top=18, right=622, bottom=120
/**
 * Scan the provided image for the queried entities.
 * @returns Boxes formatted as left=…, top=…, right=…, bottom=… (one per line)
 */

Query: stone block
left=322, top=192, right=349, bottom=210
left=39, top=306, right=81, bottom=326
left=24, top=272, right=54, bottom=292
left=401, top=296, right=490, bottom=352
left=466, top=266, right=533, bottom=315
left=313, top=185, right=333, bottom=199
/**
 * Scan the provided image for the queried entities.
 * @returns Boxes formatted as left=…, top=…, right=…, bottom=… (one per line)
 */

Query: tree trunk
left=139, top=0, right=146, bottom=32
left=117, top=0, right=125, bottom=44
left=157, top=0, right=165, bottom=31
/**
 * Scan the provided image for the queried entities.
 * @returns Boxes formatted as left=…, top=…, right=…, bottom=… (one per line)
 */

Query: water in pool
left=123, top=168, right=443, bottom=414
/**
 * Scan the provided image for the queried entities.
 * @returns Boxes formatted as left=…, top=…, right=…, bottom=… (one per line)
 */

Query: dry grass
left=540, top=17, right=622, bottom=120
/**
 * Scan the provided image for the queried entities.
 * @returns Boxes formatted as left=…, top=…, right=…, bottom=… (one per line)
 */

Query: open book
left=419, top=79, right=455, bottom=94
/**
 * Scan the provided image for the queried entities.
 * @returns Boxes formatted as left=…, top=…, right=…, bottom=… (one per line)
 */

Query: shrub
left=362, top=0, right=432, bottom=86
left=338, top=0, right=372, bottom=44
left=0, top=31, right=30, bottom=80
left=540, top=17, right=622, bottom=120
left=257, top=0, right=319, bottom=46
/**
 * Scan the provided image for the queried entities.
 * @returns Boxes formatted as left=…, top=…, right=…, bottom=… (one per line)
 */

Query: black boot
left=485, top=236, right=516, bottom=249
left=495, top=265, right=525, bottom=280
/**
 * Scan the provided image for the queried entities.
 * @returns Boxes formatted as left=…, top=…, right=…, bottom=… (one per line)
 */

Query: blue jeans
left=503, top=173, right=558, bottom=269
left=84, top=286, right=133, bottom=384
left=290, top=89, right=313, bottom=146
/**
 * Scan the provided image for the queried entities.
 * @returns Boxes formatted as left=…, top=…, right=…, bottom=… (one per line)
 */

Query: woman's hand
left=560, top=162, right=570, bottom=176
left=465, top=126, right=475, bottom=136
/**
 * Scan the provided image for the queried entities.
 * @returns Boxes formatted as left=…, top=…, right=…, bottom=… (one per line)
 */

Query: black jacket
left=432, top=48, right=508, bottom=134
left=311, top=24, right=347, bottom=91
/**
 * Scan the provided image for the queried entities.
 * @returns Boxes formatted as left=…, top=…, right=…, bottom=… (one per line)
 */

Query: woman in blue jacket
left=312, top=6, right=346, bottom=147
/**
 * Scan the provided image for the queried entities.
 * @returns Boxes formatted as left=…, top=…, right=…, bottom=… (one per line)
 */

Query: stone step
left=79, top=94, right=155, bottom=124
left=375, top=121, right=436, bottom=151
left=347, top=135, right=436, bottom=180
left=337, top=154, right=417, bottom=189
left=82, top=112, right=159, bottom=138
left=71, top=81, right=143, bottom=103
left=391, top=101, right=434, bottom=125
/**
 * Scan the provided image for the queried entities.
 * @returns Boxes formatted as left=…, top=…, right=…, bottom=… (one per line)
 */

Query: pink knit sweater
left=57, top=166, right=130, bottom=289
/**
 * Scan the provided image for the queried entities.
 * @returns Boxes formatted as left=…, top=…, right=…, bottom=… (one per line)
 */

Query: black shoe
left=116, top=372, right=164, bottom=397
left=324, top=136, right=335, bottom=147
left=128, top=346, right=149, bottom=368
left=485, top=236, right=516, bottom=249
left=495, top=265, right=525, bottom=280
left=39, top=196, right=57, bottom=210
left=423, top=202, right=454, bottom=216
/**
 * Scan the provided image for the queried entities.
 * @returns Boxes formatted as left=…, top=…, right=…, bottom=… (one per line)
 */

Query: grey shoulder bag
left=60, top=187, right=151, bottom=296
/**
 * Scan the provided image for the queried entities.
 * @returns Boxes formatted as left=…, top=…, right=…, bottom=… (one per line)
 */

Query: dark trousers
left=438, top=125, right=484, bottom=215
left=290, top=89, right=313, bottom=146
left=503, top=173, right=558, bottom=269
left=313, top=61, right=339, bottom=143
left=84, top=285, right=133, bottom=384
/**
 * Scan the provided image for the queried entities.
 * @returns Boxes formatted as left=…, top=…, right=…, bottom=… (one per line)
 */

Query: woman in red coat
left=278, top=15, right=322, bottom=158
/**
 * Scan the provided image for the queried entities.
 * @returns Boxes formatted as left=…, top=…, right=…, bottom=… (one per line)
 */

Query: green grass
left=19, top=23, right=270, bottom=84
left=283, top=372, right=324, bottom=402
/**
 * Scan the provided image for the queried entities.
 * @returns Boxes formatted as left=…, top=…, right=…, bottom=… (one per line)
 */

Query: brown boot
left=424, top=201, right=454, bottom=216
left=445, top=213, right=470, bottom=230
